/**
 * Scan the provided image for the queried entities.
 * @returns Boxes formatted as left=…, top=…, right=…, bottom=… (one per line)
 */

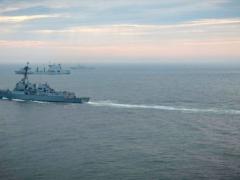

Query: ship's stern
left=69, top=97, right=90, bottom=103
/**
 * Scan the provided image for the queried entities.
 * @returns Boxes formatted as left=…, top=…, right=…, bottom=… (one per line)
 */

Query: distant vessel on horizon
left=15, top=64, right=71, bottom=75
left=2, top=63, right=89, bottom=103
left=15, top=66, right=34, bottom=74
left=70, top=65, right=95, bottom=70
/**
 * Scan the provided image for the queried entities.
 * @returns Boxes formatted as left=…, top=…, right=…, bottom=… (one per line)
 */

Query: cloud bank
left=0, top=0, right=239, bottom=63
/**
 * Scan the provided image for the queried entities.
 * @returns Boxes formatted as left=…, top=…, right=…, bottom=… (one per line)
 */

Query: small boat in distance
left=1, top=63, right=89, bottom=103
left=70, top=65, right=95, bottom=70
left=15, top=64, right=71, bottom=75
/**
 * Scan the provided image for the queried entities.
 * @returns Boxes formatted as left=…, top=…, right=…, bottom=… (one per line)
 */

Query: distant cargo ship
left=15, top=64, right=71, bottom=75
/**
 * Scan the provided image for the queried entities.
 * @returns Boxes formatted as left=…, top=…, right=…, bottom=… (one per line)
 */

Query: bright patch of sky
left=0, top=0, right=239, bottom=63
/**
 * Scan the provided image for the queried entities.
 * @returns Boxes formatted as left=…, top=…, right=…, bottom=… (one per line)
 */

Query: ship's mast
left=22, top=62, right=29, bottom=84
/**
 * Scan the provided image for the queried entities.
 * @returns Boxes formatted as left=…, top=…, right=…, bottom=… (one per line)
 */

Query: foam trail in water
left=1, top=98, right=49, bottom=104
left=31, top=100, right=49, bottom=104
left=12, top=98, right=25, bottom=102
left=88, top=101, right=240, bottom=115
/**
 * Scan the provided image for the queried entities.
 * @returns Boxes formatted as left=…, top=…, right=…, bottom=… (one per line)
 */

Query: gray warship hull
left=0, top=90, right=89, bottom=103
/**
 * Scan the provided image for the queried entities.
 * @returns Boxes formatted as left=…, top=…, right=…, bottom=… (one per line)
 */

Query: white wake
left=31, top=100, right=49, bottom=104
left=2, top=98, right=49, bottom=104
left=12, top=98, right=25, bottom=102
left=88, top=101, right=240, bottom=115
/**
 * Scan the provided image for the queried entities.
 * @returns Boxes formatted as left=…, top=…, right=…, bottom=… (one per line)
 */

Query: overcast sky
left=0, top=0, right=240, bottom=64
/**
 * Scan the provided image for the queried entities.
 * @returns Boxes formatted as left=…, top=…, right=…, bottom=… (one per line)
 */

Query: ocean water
left=0, top=64, right=240, bottom=179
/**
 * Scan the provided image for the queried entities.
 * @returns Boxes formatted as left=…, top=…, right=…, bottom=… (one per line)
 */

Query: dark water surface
left=0, top=64, right=240, bottom=179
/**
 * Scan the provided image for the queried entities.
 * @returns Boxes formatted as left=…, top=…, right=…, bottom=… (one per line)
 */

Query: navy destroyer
left=0, top=63, right=89, bottom=103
